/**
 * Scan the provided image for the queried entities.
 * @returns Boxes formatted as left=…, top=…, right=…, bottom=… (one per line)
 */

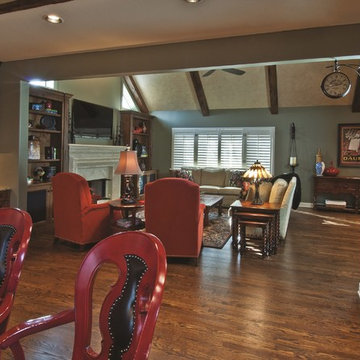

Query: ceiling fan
left=202, top=68, right=246, bottom=77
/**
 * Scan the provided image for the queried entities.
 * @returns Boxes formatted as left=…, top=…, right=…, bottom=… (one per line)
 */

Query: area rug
left=137, top=209, right=231, bottom=249
left=202, top=209, right=232, bottom=249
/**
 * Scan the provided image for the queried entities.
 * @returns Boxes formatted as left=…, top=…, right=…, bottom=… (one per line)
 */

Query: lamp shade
left=114, top=150, right=142, bottom=175
left=243, top=160, right=272, bottom=182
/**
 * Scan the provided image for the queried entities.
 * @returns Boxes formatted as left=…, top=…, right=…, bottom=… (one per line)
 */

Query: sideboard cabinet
left=313, top=176, right=360, bottom=213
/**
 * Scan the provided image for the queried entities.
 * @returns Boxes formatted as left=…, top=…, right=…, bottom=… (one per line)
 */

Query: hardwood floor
left=2, top=209, right=360, bottom=359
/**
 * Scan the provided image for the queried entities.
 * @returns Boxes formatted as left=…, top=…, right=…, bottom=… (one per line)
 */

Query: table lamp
left=115, top=148, right=143, bottom=204
left=242, top=160, right=272, bottom=205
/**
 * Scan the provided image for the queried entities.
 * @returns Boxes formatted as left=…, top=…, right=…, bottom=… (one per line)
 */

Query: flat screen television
left=72, top=99, right=113, bottom=138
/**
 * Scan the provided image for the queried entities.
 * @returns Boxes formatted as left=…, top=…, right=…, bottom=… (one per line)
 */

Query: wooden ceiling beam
left=123, top=75, right=149, bottom=114
left=189, top=71, right=209, bottom=116
left=0, top=0, right=73, bottom=15
left=352, top=76, right=360, bottom=112
left=266, top=65, right=279, bottom=114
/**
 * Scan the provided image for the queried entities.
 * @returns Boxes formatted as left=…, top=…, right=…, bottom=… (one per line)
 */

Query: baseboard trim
left=299, top=202, right=312, bottom=208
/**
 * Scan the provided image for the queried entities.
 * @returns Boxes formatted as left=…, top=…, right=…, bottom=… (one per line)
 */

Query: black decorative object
left=289, top=122, right=298, bottom=173
left=132, top=139, right=142, bottom=158
left=40, top=115, right=56, bottom=130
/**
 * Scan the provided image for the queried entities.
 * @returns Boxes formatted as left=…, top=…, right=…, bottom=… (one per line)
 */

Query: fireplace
left=68, top=144, right=127, bottom=200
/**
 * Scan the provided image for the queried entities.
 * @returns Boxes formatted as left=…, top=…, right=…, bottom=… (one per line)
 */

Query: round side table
left=109, top=199, right=145, bottom=233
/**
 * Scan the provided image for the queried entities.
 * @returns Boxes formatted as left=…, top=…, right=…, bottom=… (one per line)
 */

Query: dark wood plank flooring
left=2, top=209, right=360, bottom=359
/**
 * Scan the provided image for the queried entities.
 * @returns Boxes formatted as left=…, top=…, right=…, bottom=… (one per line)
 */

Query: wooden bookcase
left=27, top=85, right=72, bottom=222
left=120, top=110, right=153, bottom=171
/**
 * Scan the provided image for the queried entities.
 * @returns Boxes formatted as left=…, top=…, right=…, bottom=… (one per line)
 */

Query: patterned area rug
left=138, top=209, right=231, bottom=249
left=203, top=209, right=232, bottom=249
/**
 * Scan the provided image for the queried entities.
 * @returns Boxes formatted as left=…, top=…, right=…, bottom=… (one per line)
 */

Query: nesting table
left=230, top=200, right=281, bottom=257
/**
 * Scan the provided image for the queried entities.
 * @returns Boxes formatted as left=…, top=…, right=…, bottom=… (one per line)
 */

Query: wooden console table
left=313, top=176, right=360, bottom=213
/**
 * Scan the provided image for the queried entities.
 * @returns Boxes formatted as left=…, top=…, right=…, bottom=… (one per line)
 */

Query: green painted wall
left=151, top=106, right=360, bottom=203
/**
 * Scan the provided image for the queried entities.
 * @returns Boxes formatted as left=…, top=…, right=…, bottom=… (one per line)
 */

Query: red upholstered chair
left=0, top=231, right=167, bottom=360
left=52, top=172, right=110, bottom=245
left=0, top=208, right=32, bottom=334
left=145, top=177, right=205, bottom=259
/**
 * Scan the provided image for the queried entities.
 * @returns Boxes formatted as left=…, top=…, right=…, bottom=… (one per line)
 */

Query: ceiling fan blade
left=202, top=70, right=216, bottom=77
left=222, top=68, right=246, bottom=76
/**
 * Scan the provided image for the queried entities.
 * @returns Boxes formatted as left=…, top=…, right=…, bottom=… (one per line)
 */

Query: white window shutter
left=220, top=133, right=243, bottom=168
left=172, top=133, right=195, bottom=168
left=245, top=134, right=272, bottom=172
left=197, top=134, right=219, bottom=167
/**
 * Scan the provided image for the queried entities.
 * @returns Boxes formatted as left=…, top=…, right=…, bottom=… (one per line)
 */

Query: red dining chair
left=0, top=208, right=32, bottom=334
left=0, top=231, right=167, bottom=360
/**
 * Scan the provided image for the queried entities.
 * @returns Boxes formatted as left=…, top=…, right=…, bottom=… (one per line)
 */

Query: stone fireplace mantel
left=68, top=144, right=126, bottom=199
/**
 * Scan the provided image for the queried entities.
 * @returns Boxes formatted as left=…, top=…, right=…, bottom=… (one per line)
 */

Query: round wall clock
left=321, top=71, right=351, bottom=99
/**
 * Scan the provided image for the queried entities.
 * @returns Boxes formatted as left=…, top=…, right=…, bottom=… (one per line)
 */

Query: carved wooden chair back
left=0, top=208, right=32, bottom=333
left=0, top=231, right=166, bottom=360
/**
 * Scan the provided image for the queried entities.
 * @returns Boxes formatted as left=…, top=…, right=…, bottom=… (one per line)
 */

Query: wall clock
left=321, top=70, right=351, bottom=99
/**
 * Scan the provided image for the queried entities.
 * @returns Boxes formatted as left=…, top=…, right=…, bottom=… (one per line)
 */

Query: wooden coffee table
left=200, top=194, right=223, bottom=226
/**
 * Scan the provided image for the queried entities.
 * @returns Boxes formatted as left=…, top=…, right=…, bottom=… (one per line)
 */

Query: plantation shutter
left=245, top=133, right=272, bottom=172
left=172, top=133, right=195, bottom=168
left=197, top=134, right=219, bottom=167
left=220, top=132, right=243, bottom=168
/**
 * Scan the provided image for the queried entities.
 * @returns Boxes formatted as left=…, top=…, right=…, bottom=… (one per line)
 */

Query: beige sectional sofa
left=180, top=168, right=246, bottom=207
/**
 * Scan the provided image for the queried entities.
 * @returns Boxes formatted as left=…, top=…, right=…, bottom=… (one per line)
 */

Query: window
left=172, top=127, right=274, bottom=173
left=172, top=133, right=195, bottom=169
left=29, top=80, right=55, bottom=89
left=121, top=82, right=139, bottom=111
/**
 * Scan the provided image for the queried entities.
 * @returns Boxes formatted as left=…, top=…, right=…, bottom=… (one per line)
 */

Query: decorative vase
left=28, top=135, right=40, bottom=160
left=315, top=149, right=325, bottom=176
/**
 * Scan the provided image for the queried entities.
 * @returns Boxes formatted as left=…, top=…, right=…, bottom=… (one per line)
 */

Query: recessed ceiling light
left=43, top=14, right=63, bottom=24
left=184, top=0, right=203, bottom=3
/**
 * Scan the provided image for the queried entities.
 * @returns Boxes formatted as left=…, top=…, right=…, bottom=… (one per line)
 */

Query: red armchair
left=0, top=208, right=32, bottom=334
left=145, top=177, right=205, bottom=259
left=52, top=172, right=110, bottom=245
left=0, top=231, right=167, bottom=360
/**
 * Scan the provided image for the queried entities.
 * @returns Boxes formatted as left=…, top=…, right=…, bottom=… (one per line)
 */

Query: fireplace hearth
left=69, top=144, right=127, bottom=200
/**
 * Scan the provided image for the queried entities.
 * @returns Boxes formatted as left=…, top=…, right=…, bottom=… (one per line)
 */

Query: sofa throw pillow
left=228, top=170, right=245, bottom=187
left=246, top=182, right=273, bottom=202
left=173, top=169, right=194, bottom=182
left=201, top=169, right=225, bottom=187
left=281, top=177, right=297, bottom=207
left=269, top=178, right=288, bottom=204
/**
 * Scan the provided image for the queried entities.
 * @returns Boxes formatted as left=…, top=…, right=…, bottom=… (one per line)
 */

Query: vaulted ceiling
left=2, top=1, right=360, bottom=113
left=131, top=60, right=360, bottom=114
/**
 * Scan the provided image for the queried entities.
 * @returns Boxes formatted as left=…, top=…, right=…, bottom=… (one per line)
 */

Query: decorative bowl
left=323, top=162, right=339, bottom=176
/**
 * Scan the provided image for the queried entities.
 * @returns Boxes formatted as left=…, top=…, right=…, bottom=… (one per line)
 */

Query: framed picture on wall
left=338, top=123, right=360, bottom=167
